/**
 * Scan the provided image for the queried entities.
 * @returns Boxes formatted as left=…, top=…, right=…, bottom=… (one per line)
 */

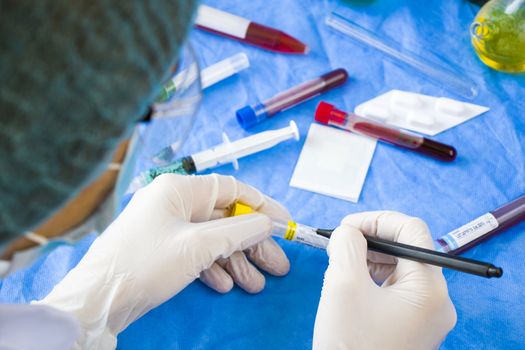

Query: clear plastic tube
left=326, top=12, right=479, bottom=99
left=271, top=220, right=329, bottom=249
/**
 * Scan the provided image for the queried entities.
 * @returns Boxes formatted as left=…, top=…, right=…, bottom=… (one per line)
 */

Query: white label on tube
left=195, top=5, right=250, bottom=39
left=293, top=229, right=329, bottom=249
left=440, top=213, right=499, bottom=250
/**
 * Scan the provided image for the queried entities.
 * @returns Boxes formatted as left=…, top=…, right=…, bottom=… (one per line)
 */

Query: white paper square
left=290, top=124, right=377, bottom=202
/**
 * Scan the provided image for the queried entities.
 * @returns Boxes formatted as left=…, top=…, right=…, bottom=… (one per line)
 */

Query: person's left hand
left=35, top=174, right=291, bottom=349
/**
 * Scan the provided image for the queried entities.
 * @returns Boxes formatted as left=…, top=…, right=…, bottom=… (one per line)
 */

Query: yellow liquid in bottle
left=471, top=0, right=525, bottom=73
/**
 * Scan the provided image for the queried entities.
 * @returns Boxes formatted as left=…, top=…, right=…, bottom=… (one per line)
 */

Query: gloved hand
left=35, top=174, right=291, bottom=349
left=313, top=211, right=457, bottom=350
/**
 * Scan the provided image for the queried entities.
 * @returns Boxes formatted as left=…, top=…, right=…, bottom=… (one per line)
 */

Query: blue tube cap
left=236, top=105, right=258, bottom=129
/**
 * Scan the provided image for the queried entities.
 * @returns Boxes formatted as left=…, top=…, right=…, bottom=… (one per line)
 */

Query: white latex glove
left=313, top=211, right=457, bottom=350
left=35, top=174, right=291, bottom=349
left=0, top=304, right=79, bottom=350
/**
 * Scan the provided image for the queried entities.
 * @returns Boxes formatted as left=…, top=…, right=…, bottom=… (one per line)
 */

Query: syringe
left=156, top=52, right=250, bottom=103
left=229, top=202, right=502, bottom=278
left=127, top=121, right=299, bottom=193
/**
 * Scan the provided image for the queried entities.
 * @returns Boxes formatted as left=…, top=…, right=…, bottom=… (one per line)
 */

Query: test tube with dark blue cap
left=236, top=68, right=348, bottom=129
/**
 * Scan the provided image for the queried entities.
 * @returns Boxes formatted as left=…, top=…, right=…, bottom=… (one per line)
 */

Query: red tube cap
left=315, top=101, right=348, bottom=125
left=314, top=102, right=336, bottom=124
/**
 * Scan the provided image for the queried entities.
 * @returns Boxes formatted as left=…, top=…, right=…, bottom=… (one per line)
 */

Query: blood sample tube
left=315, top=101, right=457, bottom=162
left=236, top=68, right=348, bottom=129
left=436, top=194, right=525, bottom=254
left=195, top=5, right=308, bottom=54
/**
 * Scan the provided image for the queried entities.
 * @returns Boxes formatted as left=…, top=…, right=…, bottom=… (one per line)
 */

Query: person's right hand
left=35, top=174, right=290, bottom=349
left=313, top=211, right=457, bottom=350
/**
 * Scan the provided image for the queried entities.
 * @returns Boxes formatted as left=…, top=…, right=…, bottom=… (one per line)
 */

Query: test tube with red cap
left=314, top=101, right=457, bottom=162
left=236, top=68, right=348, bottom=129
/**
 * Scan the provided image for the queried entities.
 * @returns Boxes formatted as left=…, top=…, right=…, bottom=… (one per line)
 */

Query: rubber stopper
left=236, top=105, right=258, bottom=129
left=314, top=101, right=336, bottom=124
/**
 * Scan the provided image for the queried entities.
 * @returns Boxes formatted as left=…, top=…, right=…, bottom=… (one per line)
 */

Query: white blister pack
left=354, top=90, right=489, bottom=136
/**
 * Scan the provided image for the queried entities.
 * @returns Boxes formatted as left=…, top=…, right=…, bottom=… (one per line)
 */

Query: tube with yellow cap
left=228, top=202, right=503, bottom=278
left=229, top=202, right=329, bottom=249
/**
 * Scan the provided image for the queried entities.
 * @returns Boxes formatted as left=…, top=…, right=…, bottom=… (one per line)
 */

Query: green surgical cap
left=0, top=0, right=197, bottom=243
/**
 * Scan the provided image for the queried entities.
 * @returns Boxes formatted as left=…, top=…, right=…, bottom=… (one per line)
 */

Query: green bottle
left=471, top=0, right=525, bottom=73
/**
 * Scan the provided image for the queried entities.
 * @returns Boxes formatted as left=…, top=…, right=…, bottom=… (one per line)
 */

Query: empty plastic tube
left=325, top=12, right=479, bottom=99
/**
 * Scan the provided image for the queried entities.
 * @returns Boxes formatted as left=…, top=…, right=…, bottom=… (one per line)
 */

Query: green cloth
left=0, top=0, right=197, bottom=242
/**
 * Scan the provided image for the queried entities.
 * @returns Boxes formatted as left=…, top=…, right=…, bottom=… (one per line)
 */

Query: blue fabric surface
left=0, top=234, right=96, bottom=304
left=2, top=0, right=524, bottom=349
